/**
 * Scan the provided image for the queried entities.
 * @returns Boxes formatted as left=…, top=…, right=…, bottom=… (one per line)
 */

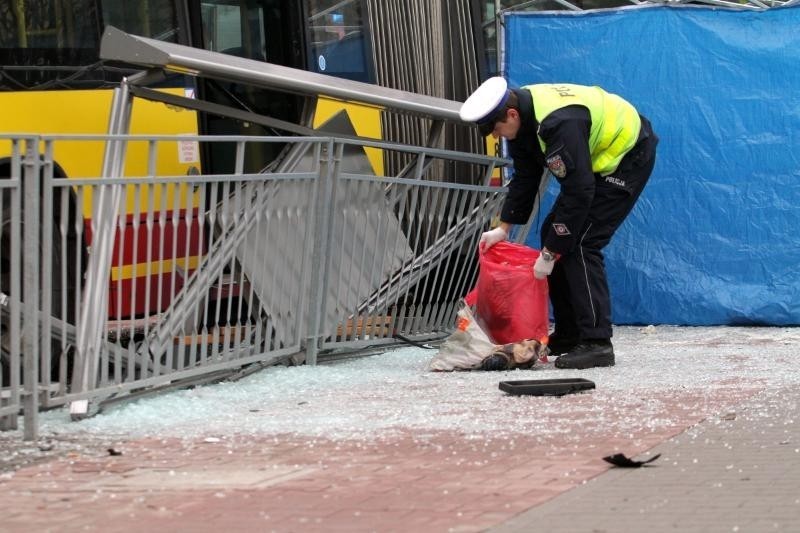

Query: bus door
left=190, top=0, right=306, bottom=175
left=191, top=0, right=380, bottom=176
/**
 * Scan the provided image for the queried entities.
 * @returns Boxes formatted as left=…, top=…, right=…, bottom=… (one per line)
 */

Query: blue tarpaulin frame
left=504, top=5, right=800, bottom=326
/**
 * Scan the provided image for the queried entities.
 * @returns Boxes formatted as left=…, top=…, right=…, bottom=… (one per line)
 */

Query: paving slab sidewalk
left=490, top=386, right=800, bottom=533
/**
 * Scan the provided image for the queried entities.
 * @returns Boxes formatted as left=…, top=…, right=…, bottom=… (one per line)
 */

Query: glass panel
left=0, top=0, right=101, bottom=89
left=0, top=0, right=181, bottom=90
left=0, top=0, right=100, bottom=50
left=202, top=4, right=243, bottom=51
left=101, top=0, right=180, bottom=43
left=200, top=1, right=266, bottom=61
left=304, top=0, right=372, bottom=82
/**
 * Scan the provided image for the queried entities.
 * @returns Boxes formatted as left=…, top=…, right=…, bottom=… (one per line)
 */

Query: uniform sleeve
left=499, top=134, right=545, bottom=224
left=538, top=106, right=594, bottom=255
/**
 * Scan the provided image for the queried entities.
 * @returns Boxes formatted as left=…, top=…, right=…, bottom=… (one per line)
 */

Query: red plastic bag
left=465, top=241, right=549, bottom=344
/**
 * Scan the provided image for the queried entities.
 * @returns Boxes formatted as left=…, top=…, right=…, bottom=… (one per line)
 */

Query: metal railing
left=0, top=133, right=505, bottom=440
left=0, top=137, right=25, bottom=433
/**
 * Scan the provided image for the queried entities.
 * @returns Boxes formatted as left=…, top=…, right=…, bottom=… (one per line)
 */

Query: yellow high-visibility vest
left=524, top=84, right=641, bottom=176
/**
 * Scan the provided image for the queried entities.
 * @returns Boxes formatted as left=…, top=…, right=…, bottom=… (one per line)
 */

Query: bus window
left=200, top=1, right=266, bottom=61
left=0, top=0, right=185, bottom=91
left=100, top=0, right=182, bottom=43
left=0, top=0, right=102, bottom=90
left=304, top=0, right=373, bottom=83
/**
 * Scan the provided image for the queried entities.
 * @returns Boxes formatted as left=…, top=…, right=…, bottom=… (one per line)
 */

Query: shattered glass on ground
left=28, top=325, right=798, bottom=443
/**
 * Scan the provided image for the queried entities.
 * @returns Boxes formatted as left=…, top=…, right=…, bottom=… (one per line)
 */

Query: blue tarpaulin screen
left=505, top=5, right=800, bottom=325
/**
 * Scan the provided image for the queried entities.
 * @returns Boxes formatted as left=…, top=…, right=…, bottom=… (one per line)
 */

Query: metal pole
left=304, top=140, right=341, bottom=365
left=71, top=80, right=132, bottom=418
left=22, top=138, right=40, bottom=440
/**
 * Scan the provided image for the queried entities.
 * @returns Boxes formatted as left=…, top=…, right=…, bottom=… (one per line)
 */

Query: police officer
left=460, top=77, right=658, bottom=369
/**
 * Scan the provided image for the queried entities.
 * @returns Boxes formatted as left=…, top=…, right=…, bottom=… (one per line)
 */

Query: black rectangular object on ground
left=499, top=378, right=595, bottom=396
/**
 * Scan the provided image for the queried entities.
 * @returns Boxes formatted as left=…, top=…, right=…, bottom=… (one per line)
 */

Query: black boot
left=555, top=339, right=615, bottom=369
left=547, top=333, right=579, bottom=356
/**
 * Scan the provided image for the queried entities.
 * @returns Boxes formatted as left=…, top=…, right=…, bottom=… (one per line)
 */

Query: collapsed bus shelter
left=31, top=27, right=508, bottom=421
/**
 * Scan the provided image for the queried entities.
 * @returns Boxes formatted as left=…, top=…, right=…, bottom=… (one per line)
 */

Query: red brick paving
left=0, top=383, right=764, bottom=532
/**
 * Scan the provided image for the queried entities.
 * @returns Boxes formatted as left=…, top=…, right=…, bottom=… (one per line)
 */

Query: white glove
left=534, top=251, right=556, bottom=279
left=479, top=226, right=508, bottom=252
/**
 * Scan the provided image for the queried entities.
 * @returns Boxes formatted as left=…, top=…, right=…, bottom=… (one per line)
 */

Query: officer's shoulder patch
left=552, top=223, right=571, bottom=236
left=546, top=154, right=567, bottom=178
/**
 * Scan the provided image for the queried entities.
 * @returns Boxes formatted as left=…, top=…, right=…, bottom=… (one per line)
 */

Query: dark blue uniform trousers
left=542, top=118, right=658, bottom=341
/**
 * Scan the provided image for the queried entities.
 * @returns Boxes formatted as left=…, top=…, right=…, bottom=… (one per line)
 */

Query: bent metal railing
left=0, top=133, right=505, bottom=440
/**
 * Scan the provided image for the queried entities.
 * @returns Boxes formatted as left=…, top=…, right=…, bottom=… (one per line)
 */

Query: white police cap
left=459, top=76, right=509, bottom=124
